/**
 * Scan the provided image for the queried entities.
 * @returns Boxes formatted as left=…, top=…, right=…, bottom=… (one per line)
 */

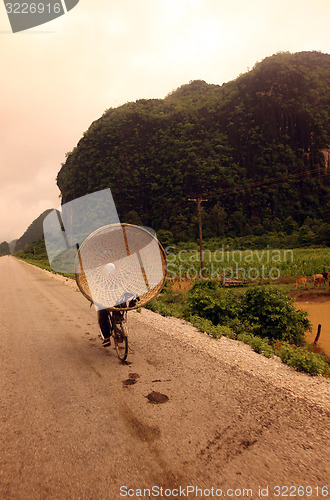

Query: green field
left=165, top=246, right=330, bottom=282
left=15, top=239, right=330, bottom=285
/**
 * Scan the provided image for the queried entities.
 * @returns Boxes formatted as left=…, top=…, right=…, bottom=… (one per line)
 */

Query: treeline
left=56, top=51, right=329, bottom=243
left=158, top=214, right=330, bottom=248
left=15, top=238, right=48, bottom=262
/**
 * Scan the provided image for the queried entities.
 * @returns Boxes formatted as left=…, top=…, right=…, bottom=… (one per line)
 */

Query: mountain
left=14, top=210, right=53, bottom=253
left=0, top=241, right=10, bottom=255
left=8, top=240, right=17, bottom=254
left=57, top=51, right=330, bottom=241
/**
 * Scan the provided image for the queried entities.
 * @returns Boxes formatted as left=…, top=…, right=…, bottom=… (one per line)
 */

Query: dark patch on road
left=123, top=379, right=137, bottom=386
left=121, top=405, right=161, bottom=443
left=123, top=373, right=140, bottom=386
left=146, top=391, right=169, bottom=404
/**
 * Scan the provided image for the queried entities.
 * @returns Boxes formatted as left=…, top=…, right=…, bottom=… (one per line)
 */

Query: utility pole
left=188, top=196, right=208, bottom=278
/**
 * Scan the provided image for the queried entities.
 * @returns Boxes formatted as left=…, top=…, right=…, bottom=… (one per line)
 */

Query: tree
left=283, top=216, right=299, bottom=235
left=208, top=202, right=227, bottom=237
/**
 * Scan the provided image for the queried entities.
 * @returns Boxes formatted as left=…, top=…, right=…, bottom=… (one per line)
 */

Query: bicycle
left=98, top=307, right=129, bottom=362
left=75, top=223, right=167, bottom=363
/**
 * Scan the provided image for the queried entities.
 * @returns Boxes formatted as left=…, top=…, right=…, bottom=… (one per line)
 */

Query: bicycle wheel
left=114, top=315, right=128, bottom=362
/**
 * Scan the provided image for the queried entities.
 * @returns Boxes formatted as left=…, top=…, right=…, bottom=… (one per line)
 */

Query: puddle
left=296, top=301, right=330, bottom=356
left=123, top=379, right=137, bottom=386
left=123, top=373, right=140, bottom=387
left=146, top=391, right=169, bottom=404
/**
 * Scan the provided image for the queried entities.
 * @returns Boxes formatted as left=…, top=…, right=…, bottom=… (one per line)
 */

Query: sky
left=0, top=0, right=329, bottom=243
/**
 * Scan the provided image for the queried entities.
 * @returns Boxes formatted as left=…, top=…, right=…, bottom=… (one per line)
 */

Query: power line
left=204, top=167, right=329, bottom=199
left=172, top=166, right=329, bottom=210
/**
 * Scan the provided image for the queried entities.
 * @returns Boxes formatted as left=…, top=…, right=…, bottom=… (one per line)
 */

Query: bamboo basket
left=75, top=223, right=167, bottom=310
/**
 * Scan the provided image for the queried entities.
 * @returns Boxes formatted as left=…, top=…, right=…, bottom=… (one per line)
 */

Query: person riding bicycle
left=98, top=292, right=137, bottom=346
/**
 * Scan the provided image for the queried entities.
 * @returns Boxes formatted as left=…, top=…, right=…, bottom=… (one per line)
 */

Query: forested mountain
left=14, top=210, right=53, bottom=253
left=57, top=51, right=330, bottom=242
left=0, top=241, right=10, bottom=255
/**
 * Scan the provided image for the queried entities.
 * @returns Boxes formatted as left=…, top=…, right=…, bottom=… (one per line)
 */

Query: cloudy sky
left=0, top=0, right=329, bottom=243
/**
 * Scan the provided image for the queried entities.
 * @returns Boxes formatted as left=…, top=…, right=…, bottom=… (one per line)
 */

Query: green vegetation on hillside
left=14, top=209, right=53, bottom=253
left=57, top=51, right=330, bottom=244
left=0, top=241, right=10, bottom=255
left=15, top=239, right=51, bottom=269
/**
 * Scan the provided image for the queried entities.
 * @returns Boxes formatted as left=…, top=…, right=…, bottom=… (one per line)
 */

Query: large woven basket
left=75, top=223, right=167, bottom=310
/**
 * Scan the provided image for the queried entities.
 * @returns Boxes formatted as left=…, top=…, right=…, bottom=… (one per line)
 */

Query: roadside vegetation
left=147, top=280, right=330, bottom=377
left=14, top=239, right=75, bottom=278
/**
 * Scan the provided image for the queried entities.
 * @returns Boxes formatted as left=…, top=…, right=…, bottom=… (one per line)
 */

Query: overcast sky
left=0, top=0, right=329, bottom=243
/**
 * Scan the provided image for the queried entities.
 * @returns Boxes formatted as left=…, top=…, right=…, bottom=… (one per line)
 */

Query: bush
left=241, top=286, right=311, bottom=345
left=145, top=300, right=170, bottom=317
left=189, top=314, right=235, bottom=339
left=249, top=336, right=274, bottom=358
left=188, top=282, right=311, bottom=346
left=236, top=333, right=275, bottom=358
left=189, top=315, right=215, bottom=334
left=157, top=229, right=174, bottom=247
left=187, top=280, right=241, bottom=325
left=146, top=289, right=189, bottom=318
left=276, top=343, right=330, bottom=376
left=226, top=317, right=257, bottom=336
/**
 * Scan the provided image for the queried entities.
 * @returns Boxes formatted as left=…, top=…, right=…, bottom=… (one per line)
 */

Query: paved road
left=0, top=256, right=329, bottom=499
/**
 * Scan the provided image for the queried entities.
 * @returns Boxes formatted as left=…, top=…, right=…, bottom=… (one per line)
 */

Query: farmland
left=165, top=246, right=330, bottom=284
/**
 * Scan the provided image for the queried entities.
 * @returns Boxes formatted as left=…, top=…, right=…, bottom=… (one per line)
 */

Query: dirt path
left=0, top=256, right=329, bottom=499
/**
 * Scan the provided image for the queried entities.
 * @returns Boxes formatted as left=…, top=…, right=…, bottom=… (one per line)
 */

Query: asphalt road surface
left=0, top=256, right=329, bottom=499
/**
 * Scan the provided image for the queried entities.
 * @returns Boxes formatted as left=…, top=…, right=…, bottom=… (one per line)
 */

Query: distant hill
left=14, top=210, right=53, bottom=253
left=8, top=239, right=17, bottom=254
left=0, top=241, right=10, bottom=255
left=57, top=51, right=330, bottom=241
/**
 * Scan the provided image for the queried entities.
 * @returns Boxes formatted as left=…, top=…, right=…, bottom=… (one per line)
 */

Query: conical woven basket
left=75, top=223, right=167, bottom=310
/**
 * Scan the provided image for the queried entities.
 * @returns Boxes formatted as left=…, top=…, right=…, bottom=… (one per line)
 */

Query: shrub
left=147, top=289, right=189, bottom=318
left=236, top=333, right=275, bottom=358
left=145, top=300, right=170, bottom=316
left=276, top=343, right=330, bottom=376
left=187, top=280, right=241, bottom=325
left=249, top=336, right=274, bottom=358
left=241, top=286, right=311, bottom=345
left=157, top=229, right=174, bottom=247
left=226, top=317, right=256, bottom=336
left=189, top=315, right=215, bottom=334
left=236, top=332, right=254, bottom=343
left=189, top=315, right=235, bottom=339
